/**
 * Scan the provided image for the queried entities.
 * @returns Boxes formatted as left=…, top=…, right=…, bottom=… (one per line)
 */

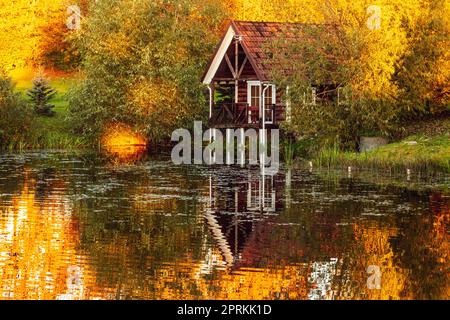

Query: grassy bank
left=11, top=71, right=87, bottom=150
left=315, top=133, right=450, bottom=173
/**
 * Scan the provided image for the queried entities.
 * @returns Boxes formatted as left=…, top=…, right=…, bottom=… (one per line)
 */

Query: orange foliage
left=0, top=172, right=91, bottom=299
left=101, top=122, right=148, bottom=162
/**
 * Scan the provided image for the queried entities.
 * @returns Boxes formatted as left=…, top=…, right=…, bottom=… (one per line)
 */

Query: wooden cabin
left=202, top=21, right=300, bottom=129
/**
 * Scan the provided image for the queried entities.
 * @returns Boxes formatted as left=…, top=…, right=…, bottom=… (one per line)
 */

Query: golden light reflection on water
left=0, top=154, right=448, bottom=300
left=342, top=224, right=410, bottom=300
left=101, top=123, right=148, bottom=163
left=1, top=180, right=313, bottom=300
left=103, top=145, right=148, bottom=164
left=0, top=174, right=86, bottom=299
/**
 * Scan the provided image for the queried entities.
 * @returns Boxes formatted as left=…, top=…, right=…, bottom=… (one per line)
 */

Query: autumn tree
left=269, top=0, right=431, bottom=149
left=38, top=0, right=91, bottom=71
left=231, top=0, right=324, bottom=23
left=394, top=0, right=450, bottom=116
left=0, top=0, right=67, bottom=72
left=69, top=0, right=228, bottom=143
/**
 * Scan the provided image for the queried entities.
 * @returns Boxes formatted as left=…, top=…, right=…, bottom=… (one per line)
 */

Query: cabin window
left=250, top=85, right=261, bottom=107
left=264, top=84, right=276, bottom=124
left=264, top=85, right=276, bottom=107
left=304, top=87, right=317, bottom=105
left=316, top=85, right=339, bottom=103
left=247, top=81, right=262, bottom=124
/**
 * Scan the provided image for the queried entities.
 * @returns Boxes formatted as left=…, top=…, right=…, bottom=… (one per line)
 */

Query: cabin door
left=264, top=84, right=276, bottom=124
left=247, top=81, right=261, bottom=124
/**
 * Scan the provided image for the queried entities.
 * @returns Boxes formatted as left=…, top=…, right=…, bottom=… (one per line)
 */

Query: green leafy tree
left=27, top=76, right=57, bottom=116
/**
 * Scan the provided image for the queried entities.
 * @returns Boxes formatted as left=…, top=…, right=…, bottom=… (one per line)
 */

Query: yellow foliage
left=229, top=0, right=441, bottom=101
left=230, top=0, right=324, bottom=23
left=0, top=173, right=83, bottom=299
left=350, top=223, right=411, bottom=300
left=0, top=0, right=69, bottom=73
left=128, top=78, right=191, bottom=133
left=130, top=80, right=178, bottom=116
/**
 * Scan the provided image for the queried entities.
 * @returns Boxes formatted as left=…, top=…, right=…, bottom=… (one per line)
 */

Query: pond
left=0, top=151, right=448, bottom=300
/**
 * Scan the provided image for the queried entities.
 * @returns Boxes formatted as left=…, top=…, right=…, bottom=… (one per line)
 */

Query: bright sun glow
left=101, top=123, right=147, bottom=161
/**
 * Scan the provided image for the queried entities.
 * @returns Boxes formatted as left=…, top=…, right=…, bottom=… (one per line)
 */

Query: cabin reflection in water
left=204, top=169, right=286, bottom=267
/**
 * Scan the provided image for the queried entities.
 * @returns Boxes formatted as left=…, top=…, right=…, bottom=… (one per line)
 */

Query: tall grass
left=2, top=73, right=90, bottom=150
left=283, top=139, right=295, bottom=166
left=314, top=142, right=341, bottom=169
left=313, top=135, right=450, bottom=173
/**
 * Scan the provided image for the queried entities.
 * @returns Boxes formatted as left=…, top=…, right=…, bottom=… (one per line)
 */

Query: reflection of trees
left=0, top=170, right=93, bottom=299
left=282, top=176, right=449, bottom=300
left=75, top=168, right=312, bottom=299
left=73, top=165, right=209, bottom=298
left=73, top=167, right=450, bottom=300
left=390, top=192, right=449, bottom=299
left=327, top=186, right=449, bottom=300
left=0, top=153, right=448, bottom=300
left=335, top=221, right=411, bottom=300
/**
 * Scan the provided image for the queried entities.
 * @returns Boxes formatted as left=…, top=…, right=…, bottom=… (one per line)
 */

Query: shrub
left=0, top=71, right=34, bottom=149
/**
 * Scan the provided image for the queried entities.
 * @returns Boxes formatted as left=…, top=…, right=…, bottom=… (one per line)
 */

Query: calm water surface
left=0, top=151, right=448, bottom=300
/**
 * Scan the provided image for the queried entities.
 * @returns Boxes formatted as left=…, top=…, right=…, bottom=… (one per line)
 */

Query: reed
left=313, top=134, right=449, bottom=173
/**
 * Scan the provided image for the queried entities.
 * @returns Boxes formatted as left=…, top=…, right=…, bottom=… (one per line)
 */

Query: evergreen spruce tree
left=27, top=76, right=57, bottom=116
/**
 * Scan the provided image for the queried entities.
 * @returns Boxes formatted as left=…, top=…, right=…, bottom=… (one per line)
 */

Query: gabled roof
left=202, top=20, right=316, bottom=84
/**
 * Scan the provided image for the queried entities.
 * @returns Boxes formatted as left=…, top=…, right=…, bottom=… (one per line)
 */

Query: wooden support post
left=235, top=39, right=239, bottom=104
left=225, top=54, right=236, bottom=78
left=208, top=84, right=213, bottom=119
left=286, top=86, right=291, bottom=123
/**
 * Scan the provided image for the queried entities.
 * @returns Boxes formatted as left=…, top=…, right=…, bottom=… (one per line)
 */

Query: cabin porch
left=207, top=80, right=285, bottom=129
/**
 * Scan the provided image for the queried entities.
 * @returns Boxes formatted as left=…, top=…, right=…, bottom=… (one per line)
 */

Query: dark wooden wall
left=211, top=41, right=287, bottom=124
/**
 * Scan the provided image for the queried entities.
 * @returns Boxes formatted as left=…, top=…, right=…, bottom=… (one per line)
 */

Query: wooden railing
left=210, top=102, right=248, bottom=127
left=209, top=103, right=284, bottom=127
left=210, top=102, right=236, bottom=125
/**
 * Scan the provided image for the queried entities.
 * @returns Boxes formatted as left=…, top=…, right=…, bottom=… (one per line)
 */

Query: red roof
left=202, top=20, right=330, bottom=83
left=231, top=21, right=297, bottom=80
